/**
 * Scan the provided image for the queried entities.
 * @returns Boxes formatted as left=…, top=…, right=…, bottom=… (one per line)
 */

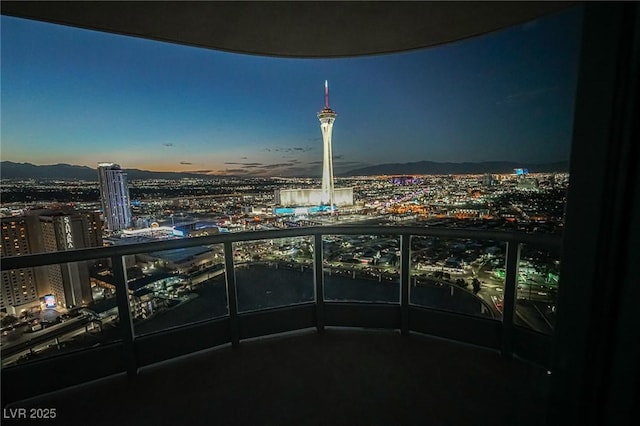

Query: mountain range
left=0, top=160, right=569, bottom=180
left=342, top=160, right=569, bottom=176
left=0, top=161, right=213, bottom=181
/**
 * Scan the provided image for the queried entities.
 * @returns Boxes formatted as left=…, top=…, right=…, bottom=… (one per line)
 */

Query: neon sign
left=44, top=294, right=56, bottom=308
left=63, top=216, right=74, bottom=249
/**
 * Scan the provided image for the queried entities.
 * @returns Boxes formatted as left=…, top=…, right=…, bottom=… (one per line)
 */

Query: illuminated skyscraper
left=36, top=211, right=102, bottom=307
left=0, top=210, right=102, bottom=311
left=318, top=80, right=337, bottom=208
left=97, top=163, right=132, bottom=231
left=0, top=217, right=38, bottom=312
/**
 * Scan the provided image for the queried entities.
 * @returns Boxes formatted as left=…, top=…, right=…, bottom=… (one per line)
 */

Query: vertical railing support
left=314, top=233, right=325, bottom=332
left=502, top=241, right=520, bottom=357
left=400, top=234, right=411, bottom=336
left=112, top=254, right=137, bottom=378
left=224, top=241, right=240, bottom=347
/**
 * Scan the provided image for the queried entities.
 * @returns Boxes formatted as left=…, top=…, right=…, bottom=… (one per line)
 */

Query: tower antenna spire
left=325, top=80, right=329, bottom=108
left=318, top=80, right=337, bottom=212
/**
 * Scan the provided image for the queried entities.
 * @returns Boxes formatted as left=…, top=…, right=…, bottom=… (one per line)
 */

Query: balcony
left=1, top=226, right=559, bottom=424
left=1, top=2, right=638, bottom=425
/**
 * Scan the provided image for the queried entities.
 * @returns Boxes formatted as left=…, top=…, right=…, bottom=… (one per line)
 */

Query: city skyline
left=1, top=6, right=582, bottom=177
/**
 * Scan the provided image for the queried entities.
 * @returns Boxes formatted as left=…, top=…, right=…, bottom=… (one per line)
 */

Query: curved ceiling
left=1, top=1, right=578, bottom=58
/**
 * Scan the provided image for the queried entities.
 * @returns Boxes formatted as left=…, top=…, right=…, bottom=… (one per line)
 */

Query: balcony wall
left=1, top=226, right=560, bottom=405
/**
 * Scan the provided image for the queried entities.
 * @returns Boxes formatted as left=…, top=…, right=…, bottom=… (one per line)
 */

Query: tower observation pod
left=318, top=80, right=337, bottom=212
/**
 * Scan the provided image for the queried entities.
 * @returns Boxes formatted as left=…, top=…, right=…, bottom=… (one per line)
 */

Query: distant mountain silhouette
left=342, top=161, right=569, bottom=176
left=0, top=161, right=216, bottom=181
left=1, top=160, right=570, bottom=180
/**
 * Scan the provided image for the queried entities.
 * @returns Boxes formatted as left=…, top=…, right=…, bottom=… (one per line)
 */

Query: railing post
left=502, top=241, right=520, bottom=357
left=111, top=254, right=137, bottom=378
left=400, top=234, right=410, bottom=336
left=224, top=241, right=240, bottom=347
left=314, top=233, right=325, bottom=332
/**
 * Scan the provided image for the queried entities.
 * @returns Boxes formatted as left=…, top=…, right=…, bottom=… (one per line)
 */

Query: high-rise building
left=35, top=211, right=102, bottom=307
left=318, top=80, right=337, bottom=208
left=97, top=162, right=132, bottom=232
left=0, top=217, right=39, bottom=312
left=0, top=210, right=103, bottom=312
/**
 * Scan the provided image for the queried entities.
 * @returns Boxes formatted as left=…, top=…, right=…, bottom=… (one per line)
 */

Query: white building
left=275, top=188, right=354, bottom=207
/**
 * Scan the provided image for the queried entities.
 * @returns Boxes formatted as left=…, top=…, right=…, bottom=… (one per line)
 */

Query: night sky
left=1, top=6, right=583, bottom=177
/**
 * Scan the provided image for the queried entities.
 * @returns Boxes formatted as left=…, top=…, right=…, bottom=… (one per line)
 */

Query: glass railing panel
left=234, top=236, right=314, bottom=312
left=124, top=244, right=228, bottom=336
left=322, top=235, right=400, bottom=303
left=1, top=261, right=121, bottom=367
left=409, top=236, right=504, bottom=319
left=515, top=244, right=560, bottom=334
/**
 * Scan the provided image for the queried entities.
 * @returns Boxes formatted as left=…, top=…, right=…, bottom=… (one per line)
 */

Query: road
left=1, top=315, right=117, bottom=366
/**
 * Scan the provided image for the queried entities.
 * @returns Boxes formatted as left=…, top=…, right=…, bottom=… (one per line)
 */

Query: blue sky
left=1, top=6, right=583, bottom=177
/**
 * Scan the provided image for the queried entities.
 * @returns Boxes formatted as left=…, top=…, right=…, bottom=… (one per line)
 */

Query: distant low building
left=482, top=174, right=497, bottom=186
left=137, top=246, right=220, bottom=274
left=517, top=177, right=539, bottom=190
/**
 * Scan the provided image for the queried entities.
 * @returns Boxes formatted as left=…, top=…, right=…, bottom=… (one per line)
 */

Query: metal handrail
left=0, top=225, right=562, bottom=375
left=0, top=226, right=561, bottom=270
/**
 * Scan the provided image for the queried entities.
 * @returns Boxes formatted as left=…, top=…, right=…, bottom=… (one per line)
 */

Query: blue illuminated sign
left=274, top=205, right=337, bottom=215
left=44, top=294, right=56, bottom=308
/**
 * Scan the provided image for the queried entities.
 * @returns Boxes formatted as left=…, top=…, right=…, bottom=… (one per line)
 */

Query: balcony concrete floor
left=3, top=329, right=550, bottom=426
